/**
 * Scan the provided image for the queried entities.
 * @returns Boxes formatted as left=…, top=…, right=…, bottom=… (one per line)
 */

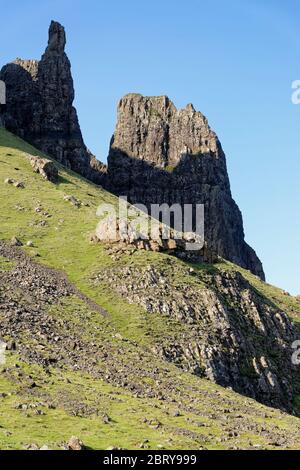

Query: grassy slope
left=1, top=128, right=300, bottom=450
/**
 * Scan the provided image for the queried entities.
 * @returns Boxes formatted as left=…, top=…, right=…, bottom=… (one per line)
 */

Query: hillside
left=1, top=128, right=300, bottom=450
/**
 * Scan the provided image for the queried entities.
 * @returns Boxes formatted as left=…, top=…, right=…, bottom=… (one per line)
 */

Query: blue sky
left=1, top=0, right=299, bottom=294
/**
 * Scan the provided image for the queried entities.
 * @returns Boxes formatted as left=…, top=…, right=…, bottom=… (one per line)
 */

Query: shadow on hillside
left=184, top=260, right=300, bottom=415
left=108, top=144, right=228, bottom=203
left=107, top=145, right=228, bottom=237
left=57, top=175, right=76, bottom=186
left=107, top=146, right=266, bottom=281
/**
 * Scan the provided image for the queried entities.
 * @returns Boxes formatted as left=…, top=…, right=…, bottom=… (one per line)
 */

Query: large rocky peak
left=112, top=94, right=221, bottom=167
left=0, top=21, right=105, bottom=184
left=108, top=94, right=265, bottom=279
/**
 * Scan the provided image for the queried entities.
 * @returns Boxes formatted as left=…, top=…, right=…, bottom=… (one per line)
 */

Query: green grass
left=1, top=128, right=300, bottom=449
left=165, top=165, right=176, bottom=173
left=0, top=355, right=207, bottom=450
left=0, top=129, right=198, bottom=347
left=211, top=260, right=300, bottom=326
left=0, top=255, right=14, bottom=271
left=2, top=350, right=300, bottom=450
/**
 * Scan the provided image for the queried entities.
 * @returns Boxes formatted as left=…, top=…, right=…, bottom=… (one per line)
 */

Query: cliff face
left=108, top=94, right=265, bottom=279
left=0, top=21, right=106, bottom=184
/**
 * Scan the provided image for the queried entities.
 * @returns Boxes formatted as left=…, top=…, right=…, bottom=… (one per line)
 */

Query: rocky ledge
left=93, top=215, right=217, bottom=263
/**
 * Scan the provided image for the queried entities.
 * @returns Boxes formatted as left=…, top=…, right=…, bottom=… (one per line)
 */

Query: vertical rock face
left=0, top=21, right=106, bottom=184
left=108, top=94, right=265, bottom=279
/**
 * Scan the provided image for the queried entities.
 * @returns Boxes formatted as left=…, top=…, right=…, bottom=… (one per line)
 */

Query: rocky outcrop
left=93, top=263, right=298, bottom=412
left=27, top=154, right=58, bottom=183
left=0, top=21, right=106, bottom=185
left=94, top=215, right=216, bottom=263
left=108, top=94, right=265, bottom=279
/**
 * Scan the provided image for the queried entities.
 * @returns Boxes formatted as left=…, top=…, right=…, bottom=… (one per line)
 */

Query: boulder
left=27, top=155, right=58, bottom=182
left=13, top=181, right=25, bottom=188
left=11, top=237, right=23, bottom=247
left=4, top=178, right=15, bottom=184
left=63, top=195, right=81, bottom=208
left=5, top=179, right=25, bottom=188
left=67, top=436, right=84, bottom=451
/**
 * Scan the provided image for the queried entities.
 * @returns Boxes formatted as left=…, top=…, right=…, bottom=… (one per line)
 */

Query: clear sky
left=1, top=0, right=299, bottom=294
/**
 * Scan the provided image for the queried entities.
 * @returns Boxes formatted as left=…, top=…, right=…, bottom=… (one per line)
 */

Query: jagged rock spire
left=46, top=21, right=66, bottom=54
left=0, top=21, right=106, bottom=184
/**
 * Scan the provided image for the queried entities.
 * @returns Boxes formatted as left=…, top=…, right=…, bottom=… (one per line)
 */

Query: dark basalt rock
left=108, top=94, right=265, bottom=279
left=93, top=263, right=298, bottom=412
left=0, top=21, right=106, bottom=185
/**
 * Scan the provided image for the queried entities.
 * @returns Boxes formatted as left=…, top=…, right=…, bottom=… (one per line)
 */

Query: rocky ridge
left=93, top=261, right=299, bottom=412
left=94, top=214, right=216, bottom=263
